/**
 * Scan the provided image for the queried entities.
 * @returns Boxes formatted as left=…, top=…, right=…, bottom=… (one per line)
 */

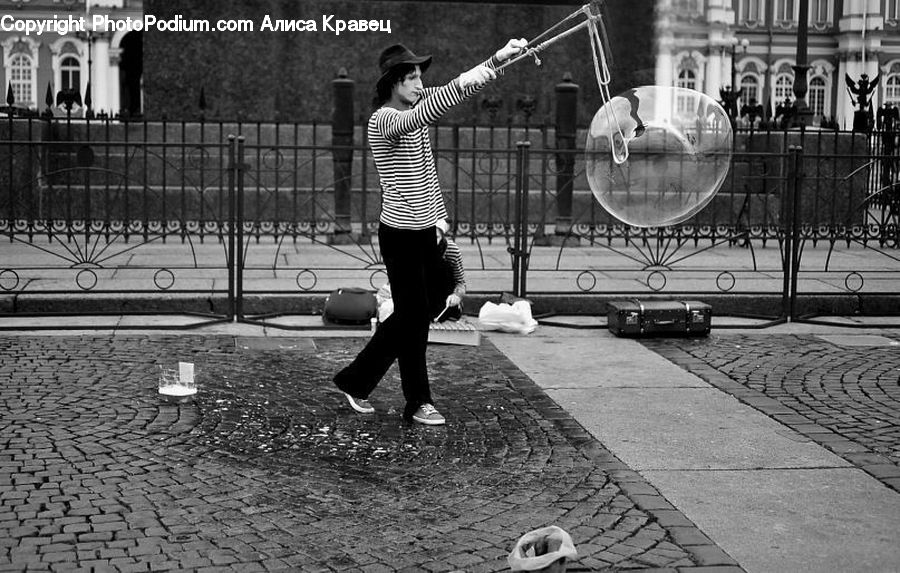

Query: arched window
left=808, top=76, right=826, bottom=116
left=60, top=56, right=81, bottom=92
left=676, top=69, right=696, bottom=114
left=740, top=75, right=759, bottom=108
left=886, top=74, right=900, bottom=105
left=774, top=74, right=794, bottom=105
left=677, top=69, right=696, bottom=91
left=10, top=53, right=34, bottom=107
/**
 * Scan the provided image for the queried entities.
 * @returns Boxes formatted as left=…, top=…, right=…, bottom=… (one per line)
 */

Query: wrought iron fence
left=1, top=113, right=898, bottom=325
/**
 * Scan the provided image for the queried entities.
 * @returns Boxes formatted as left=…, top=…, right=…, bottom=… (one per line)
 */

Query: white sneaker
left=411, top=403, right=445, bottom=425
left=344, top=393, right=374, bottom=414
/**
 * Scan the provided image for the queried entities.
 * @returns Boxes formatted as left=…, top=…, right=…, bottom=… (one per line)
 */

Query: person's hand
left=446, top=293, right=462, bottom=308
left=496, top=38, right=528, bottom=62
left=459, top=65, right=496, bottom=89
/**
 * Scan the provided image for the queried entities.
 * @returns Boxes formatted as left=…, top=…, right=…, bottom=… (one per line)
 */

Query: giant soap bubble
left=586, top=86, right=733, bottom=228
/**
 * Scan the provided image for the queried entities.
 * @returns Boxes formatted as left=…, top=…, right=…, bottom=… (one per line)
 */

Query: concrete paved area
left=491, top=323, right=900, bottom=573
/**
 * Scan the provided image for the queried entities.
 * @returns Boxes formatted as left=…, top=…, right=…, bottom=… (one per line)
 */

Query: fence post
left=226, top=135, right=236, bottom=321
left=331, top=68, right=355, bottom=244
left=782, top=145, right=803, bottom=321
left=789, top=145, right=803, bottom=320
left=512, top=141, right=531, bottom=297
left=236, top=135, right=246, bottom=321
left=553, top=73, right=578, bottom=244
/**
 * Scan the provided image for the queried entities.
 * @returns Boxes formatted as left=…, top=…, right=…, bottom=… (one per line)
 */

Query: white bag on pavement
left=477, top=300, right=538, bottom=335
left=507, top=525, right=577, bottom=571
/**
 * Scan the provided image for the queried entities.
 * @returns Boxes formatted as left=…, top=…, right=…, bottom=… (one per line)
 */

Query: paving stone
left=646, top=332, right=900, bottom=493
left=0, top=335, right=730, bottom=572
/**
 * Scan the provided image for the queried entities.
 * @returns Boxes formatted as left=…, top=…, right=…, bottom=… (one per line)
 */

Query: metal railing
left=1, top=114, right=898, bottom=326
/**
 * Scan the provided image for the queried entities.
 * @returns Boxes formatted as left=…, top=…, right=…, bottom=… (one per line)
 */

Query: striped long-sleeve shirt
left=443, top=239, right=466, bottom=297
left=368, top=58, right=502, bottom=230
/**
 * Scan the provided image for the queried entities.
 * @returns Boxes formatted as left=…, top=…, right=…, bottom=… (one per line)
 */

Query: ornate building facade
left=656, top=0, right=900, bottom=128
left=3, top=0, right=898, bottom=127
left=0, top=0, right=143, bottom=116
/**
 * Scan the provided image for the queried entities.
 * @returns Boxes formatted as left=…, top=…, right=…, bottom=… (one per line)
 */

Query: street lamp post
left=792, top=0, right=813, bottom=127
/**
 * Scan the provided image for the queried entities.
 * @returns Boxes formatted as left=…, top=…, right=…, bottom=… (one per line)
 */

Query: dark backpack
left=322, top=287, right=378, bottom=325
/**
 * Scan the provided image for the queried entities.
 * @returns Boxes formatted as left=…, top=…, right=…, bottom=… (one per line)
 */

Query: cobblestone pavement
left=644, top=331, right=900, bottom=493
left=0, top=336, right=740, bottom=573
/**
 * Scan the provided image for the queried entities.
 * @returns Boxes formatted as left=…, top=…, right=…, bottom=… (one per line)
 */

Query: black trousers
left=334, top=223, right=442, bottom=419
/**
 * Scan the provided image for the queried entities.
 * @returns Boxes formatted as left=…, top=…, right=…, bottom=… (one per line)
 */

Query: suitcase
left=607, top=299, right=711, bottom=337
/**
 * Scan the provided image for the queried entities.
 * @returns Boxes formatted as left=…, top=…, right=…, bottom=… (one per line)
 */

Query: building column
left=109, top=47, right=121, bottom=117
left=655, top=34, right=674, bottom=88
left=706, top=49, right=723, bottom=98
left=91, top=33, right=111, bottom=114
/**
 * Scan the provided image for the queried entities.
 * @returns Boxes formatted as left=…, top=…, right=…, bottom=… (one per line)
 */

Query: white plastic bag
left=507, top=525, right=577, bottom=572
left=477, top=300, right=538, bottom=334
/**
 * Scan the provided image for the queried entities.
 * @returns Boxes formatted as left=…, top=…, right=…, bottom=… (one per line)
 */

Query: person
left=428, top=219, right=466, bottom=322
left=741, top=97, right=763, bottom=128
left=775, top=97, right=792, bottom=129
left=333, top=38, right=526, bottom=426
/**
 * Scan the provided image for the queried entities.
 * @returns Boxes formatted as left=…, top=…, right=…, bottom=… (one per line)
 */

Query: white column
left=656, top=35, right=675, bottom=88
left=91, top=33, right=110, bottom=114
left=707, top=50, right=723, bottom=98
left=108, top=47, right=121, bottom=117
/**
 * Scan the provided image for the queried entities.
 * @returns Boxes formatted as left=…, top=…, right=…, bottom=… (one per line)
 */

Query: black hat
left=376, top=44, right=432, bottom=92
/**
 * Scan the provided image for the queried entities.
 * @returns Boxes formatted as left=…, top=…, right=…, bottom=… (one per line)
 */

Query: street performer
left=333, top=38, right=526, bottom=426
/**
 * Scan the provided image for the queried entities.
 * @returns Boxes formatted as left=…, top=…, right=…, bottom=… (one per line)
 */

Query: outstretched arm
left=377, top=38, right=528, bottom=140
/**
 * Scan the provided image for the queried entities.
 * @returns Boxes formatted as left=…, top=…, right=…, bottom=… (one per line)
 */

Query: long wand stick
left=495, top=2, right=604, bottom=72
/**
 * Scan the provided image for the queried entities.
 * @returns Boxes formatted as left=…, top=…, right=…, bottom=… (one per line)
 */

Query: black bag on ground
left=607, top=299, right=711, bottom=337
left=323, top=288, right=377, bottom=325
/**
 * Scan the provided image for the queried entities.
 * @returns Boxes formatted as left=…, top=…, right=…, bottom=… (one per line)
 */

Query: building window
left=739, top=0, right=764, bottom=22
left=10, top=53, right=34, bottom=107
left=60, top=56, right=81, bottom=92
left=677, top=69, right=697, bottom=90
left=740, top=75, right=759, bottom=108
left=810, top=0, right=829, bottom=23
left=673, top=0, right=703, bottom=14
left=676, top=69, right=697, bottom=114
left=775, top=0, right=795, bottom=23
left=809, top=76, right=826, bottom=116
left=774, top=74, right=794, bottom=105
left=887, top=0, right=899, bottom=21
left=886, top=74, right=900, bottom=105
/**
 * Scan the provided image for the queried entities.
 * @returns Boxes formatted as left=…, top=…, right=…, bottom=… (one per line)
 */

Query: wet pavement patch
left=235, top=336, right=317, bottom=352
left=0, top=335, right=727, bottom=572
